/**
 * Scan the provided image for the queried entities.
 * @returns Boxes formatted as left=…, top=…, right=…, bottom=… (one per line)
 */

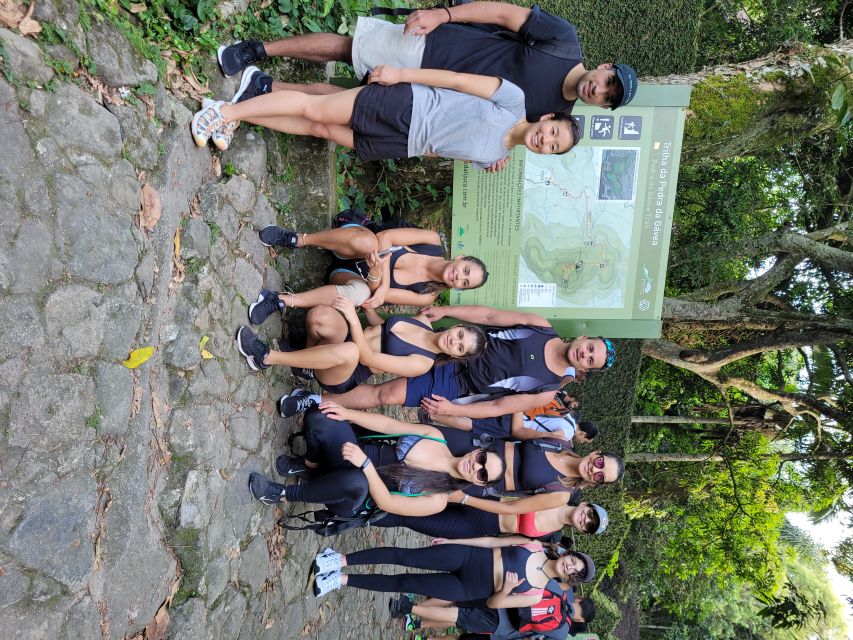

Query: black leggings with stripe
left=375, top=505, right=503, bottom=538
left=345, top=544, right=494, bottom=602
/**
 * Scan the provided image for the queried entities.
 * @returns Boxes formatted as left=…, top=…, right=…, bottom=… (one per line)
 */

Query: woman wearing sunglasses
left=308, top=534, right=595, bottom=602
left=248, top=403, right=505, bottom=517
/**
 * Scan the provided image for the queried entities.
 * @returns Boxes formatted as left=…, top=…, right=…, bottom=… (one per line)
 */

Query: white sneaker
left=314, top=547, right=342, bottom=574
left=313, top=570, right=343, bottom=597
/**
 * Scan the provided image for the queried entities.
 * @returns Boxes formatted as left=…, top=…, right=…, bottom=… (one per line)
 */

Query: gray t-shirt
left=408, top=79, right=526, bottom=169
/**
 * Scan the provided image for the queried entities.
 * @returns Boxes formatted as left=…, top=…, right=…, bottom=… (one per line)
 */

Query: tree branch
left=680, top=329, right=853, bottom=367
left=828, top=345, right=853, bottom=385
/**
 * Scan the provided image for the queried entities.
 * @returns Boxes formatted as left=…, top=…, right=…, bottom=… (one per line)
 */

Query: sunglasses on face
left=475, top=450, right=489, bottom=482
left=592, top=455, right=606, bottom=484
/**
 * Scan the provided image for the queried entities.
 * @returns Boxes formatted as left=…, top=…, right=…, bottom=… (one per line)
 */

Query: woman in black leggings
left=248, top=404, right=505, bottom=517
left=308, top=533, right=595, bottom=607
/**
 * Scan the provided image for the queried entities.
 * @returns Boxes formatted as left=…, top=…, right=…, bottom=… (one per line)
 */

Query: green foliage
left=570, top=339, right=642, bottom=593
left=589, top=590, right=622, bottom=638
left=535, top=0, right=702, bottom=75
left=696, top=0, right=851, bottom=67
left=831, top=536, right=853, bottom=580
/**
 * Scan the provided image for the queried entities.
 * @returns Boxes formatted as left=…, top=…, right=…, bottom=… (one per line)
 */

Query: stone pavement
left=0, top=19, right=422, bottom=640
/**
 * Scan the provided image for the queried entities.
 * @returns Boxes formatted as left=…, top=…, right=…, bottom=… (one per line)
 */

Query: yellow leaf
left=122, top=347, right=155, bottom=369
left=173, top=228, right=181, bottom=260
left=200, top=349, right=214, bottom=359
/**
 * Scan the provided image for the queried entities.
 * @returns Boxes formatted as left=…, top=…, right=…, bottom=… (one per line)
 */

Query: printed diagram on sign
left=518, top=148, right=640, bottom=308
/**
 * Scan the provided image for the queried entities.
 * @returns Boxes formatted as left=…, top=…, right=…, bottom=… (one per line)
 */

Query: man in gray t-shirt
left=409, top=79, right=525, bottom=169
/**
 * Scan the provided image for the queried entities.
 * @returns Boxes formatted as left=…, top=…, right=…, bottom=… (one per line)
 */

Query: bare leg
left=263, top=33, right=353, bottom=64
left=221, top=87, right=362, bottom=125
left=419, top=598, right=454, bottom=607
left=429, top=415, right=473, bottom=430
left=305, top=305, right=348, bottom=346
left=243, top=115, right=355, bottom=148
left=296, top=227, right=378, bottom=258
left=279, top=274, right=362, bottom=309
left=322, top=377, right=407, bottom=409
left=264, top=342, right=356, bottom=371
left=413, top=605, right=458, bottom=625
left=272, top=80, right=346, bottom=95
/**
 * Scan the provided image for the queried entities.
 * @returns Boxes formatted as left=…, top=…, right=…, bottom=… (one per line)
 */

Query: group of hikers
left=194, top=2, right=640, bottom=638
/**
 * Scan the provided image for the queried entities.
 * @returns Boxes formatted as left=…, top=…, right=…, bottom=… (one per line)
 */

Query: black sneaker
left=231, top=66, right=274, bottom=104
left=278, top=337, right=315, bottom=381
left=278, top=389, right=317, bottom=418
left=248, top=472, right=286, bottom=505
left=248, top=289, right=284, bottom=326
left=388, top=594, right=414, bottom=619
left=259, top=225, right=299, bottom=249
left=275, top=454, right=315, bottom=478
left=235, top=325, right=270, bottom=371
left=217, top=40, right=267, bottom=77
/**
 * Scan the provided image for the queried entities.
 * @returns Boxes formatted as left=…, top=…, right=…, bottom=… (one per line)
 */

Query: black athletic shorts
left=457, top=607, right=499, bottom=634
left=351, top=83, right=412, bottom=162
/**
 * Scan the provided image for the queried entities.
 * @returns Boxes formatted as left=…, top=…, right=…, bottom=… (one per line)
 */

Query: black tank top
left=456, top=325, right=561, bottom=396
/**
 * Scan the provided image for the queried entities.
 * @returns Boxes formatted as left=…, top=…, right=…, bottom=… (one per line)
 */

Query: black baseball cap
left=612, top=63, right=638, bottom=109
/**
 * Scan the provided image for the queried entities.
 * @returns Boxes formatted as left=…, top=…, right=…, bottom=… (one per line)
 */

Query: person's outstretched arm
left=422, top=391, right=558, bottom=419
left=341, top=443, right=449, bottom=516
left=404, top=2, right=531, bottom=36
left=457, top=491, right=573, bottom=514
left=432, top=535, right=533, bottom=548
left=369, top=65, right=501, bottom=102
left=419, top=304, right=551, bottom=328
left=319, top=402, right=442, bottom=438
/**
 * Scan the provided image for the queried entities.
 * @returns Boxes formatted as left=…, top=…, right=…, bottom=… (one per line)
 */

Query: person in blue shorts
left=278, top=305, right=616, bottom=419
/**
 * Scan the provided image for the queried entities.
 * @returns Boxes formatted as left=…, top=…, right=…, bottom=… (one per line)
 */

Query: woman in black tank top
left=236, top=297, right=487, bottom=391
left=251, top=224, right=490, bottom=311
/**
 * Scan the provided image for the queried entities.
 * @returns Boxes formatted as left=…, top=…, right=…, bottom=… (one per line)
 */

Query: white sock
left=309, top=394, right=321, bottom=404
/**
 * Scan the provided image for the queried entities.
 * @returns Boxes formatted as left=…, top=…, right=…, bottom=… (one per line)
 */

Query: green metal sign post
left=449, top=85, right=691, bottom=338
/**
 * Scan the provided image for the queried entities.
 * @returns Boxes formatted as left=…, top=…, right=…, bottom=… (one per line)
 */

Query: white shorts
left=351, top=17, right=426, bottom=80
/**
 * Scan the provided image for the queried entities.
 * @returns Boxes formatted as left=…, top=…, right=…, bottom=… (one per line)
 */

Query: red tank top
left=517, top=512, right=552, bottom=538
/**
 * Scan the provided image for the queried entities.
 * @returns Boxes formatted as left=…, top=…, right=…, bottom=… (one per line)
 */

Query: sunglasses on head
left=475, top=450, right=489, bottom=482
left=592, top=455, right=606, bottom=484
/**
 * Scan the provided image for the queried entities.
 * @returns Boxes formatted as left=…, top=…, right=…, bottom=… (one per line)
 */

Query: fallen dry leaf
left=219, top=469, right=233, bottom=481
left=211, top=156, right=222, bottom=178
left=226, top=546, right=241, bottom=560
left=129, top=2, right=147, bottom=12
left=169, top=228, right=185, bottom=295
left=145, top=602, right=170, bottom=640
left=265, top=619, right=275, bottom=630
left=139, top=183, right=162, bottom=230
left=122, top=346, right=155, bottom=369
left=0, top=1, right=41, bottom=35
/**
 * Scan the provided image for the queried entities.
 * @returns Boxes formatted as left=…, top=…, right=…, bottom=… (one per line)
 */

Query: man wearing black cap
left=217, top=2, right=638, bottom=127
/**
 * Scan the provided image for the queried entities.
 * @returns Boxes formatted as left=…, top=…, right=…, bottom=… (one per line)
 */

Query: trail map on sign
left=518, top=148, right=639, bottom=308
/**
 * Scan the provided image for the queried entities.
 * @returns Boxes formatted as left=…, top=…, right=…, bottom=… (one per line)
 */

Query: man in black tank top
left=301, top=305, right=615, bottom=420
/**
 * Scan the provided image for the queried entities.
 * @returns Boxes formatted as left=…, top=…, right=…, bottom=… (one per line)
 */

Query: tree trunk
left=631, top=416, right=731, bottom=425
left=627, top=451, right=852, bottom=463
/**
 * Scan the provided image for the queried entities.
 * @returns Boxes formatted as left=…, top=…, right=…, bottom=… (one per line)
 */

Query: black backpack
left=371, top=0, right=582, bottom=61
left=277, top=504, right=388, bottom=537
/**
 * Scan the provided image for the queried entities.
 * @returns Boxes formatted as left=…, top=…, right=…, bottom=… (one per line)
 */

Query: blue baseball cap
left=600, top=337, right=616, bottom=369
left=591, top=503, right=609, bottom=535
left=612, top=63, right=638, bottom=109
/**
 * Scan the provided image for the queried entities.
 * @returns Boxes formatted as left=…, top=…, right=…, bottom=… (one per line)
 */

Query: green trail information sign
left=449, top=85, right=691, bottom=338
